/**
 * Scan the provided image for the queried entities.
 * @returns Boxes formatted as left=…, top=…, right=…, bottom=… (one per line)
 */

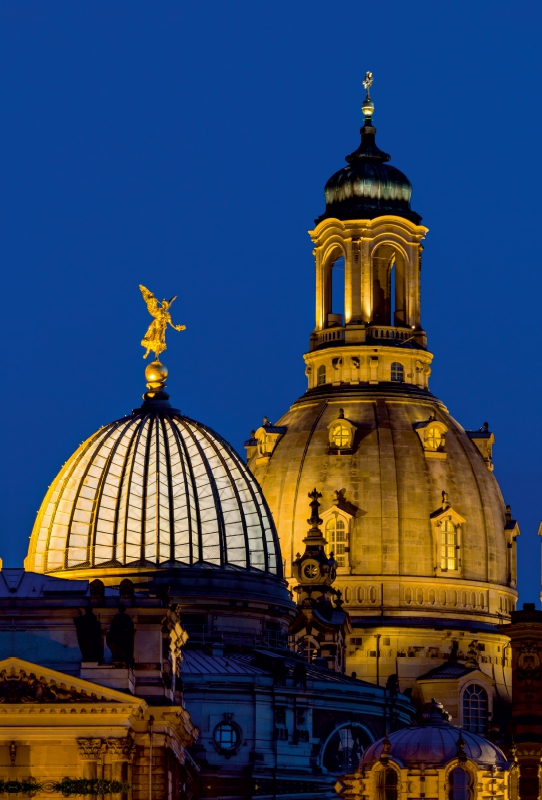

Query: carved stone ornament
left=0, top=668, right=107, bottom=704
left=517, top=641, right=542, bottom=686
left=77, top=738, right=107, bottom=760
left=106, top=736, right=136, bottom=762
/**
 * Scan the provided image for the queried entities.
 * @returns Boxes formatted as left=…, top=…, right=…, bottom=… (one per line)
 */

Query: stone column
left=502, top=604, right=542, bottom=800
left=77, top=738, right=106, bottom=779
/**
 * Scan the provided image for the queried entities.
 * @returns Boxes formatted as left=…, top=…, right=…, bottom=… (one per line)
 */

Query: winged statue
left=139, top=285, right=186, bottom=360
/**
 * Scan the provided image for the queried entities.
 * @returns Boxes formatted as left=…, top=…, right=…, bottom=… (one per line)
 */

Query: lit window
left=326, top=515, right=347, bottom=567
left=214, top=721, right=240, bottom=751
left=391, top=362, right=404, bottom=382
left=462, top=684, right=488, bottom=733
left=317, top=365, right=326, bottom=386
left=449, top=768, right=472, bottom=800
left=331, top=424, right=350, bottom=448
left=259, top=432, right=267, bottom=455
left=426, top=427, right=445, bottom=450
left=440, top=520, right=458, bottom=571
left=377, top=768, right=398, bottom=800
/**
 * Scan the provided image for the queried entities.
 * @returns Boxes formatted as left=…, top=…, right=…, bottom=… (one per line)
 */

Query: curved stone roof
left=26, top=409, right=281, bottom=578
left=361, top=702, right=508, bottom=768
left=317, top=120, right=421, bottom=224
left=249, top=387, right=516, bottom=623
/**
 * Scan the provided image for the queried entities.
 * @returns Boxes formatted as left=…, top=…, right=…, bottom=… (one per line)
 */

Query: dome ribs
left=59, top=422, right=120, bottom=571
left=174, top=418, right=227, bottom=569
left=187, top=420, right=252, bottom=572
left=166, top=416, right=200, bottom=566
left=29, top=410, right=282, bottom=578
left=86, top=416, right=138, bottom=568
left=159, top=415, right=176, bottom=565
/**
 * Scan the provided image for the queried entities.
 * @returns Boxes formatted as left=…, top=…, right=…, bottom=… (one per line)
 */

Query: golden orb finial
left=362, top=71, right=374, bottom=118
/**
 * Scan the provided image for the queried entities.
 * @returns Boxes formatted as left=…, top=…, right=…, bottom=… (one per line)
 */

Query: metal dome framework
left=27, top=411, right=280, bottom=576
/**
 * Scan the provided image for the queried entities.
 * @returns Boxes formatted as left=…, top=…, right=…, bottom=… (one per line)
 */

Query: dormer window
left=391, top=362, right=404, bottom=382
left=426, top=426, right=445, bottom=451
left=430, top=492, right=466, bottom=576
left=245, top=418, right=287, bottom=466
left=325, top=514, right=347, bottom=567
left=317, top=365, right=326, bottom=386
left=327, top=410, right=356, bottom=454
left=414, top=415, right=448, bottom=460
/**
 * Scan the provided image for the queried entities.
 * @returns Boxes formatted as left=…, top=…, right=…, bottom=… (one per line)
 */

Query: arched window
left=301, top=635, right=320, bottom=663
left=377, top=768, right=398, bottom=800
left=318, top=365, right=326, bottom=386
left=440, top=520, right=458, bottom=571
left=322, top=724, right=369, bottom=773
left=325, top=515, right=347, bottom=567
left=462, top=684, right=488, bottom=733
left=449, top=767, right=472, bottom=800
left=391, top=362, right=404, bottom=382
left=331, top=424, right=350, bottom=448
left=426, top=426, right=445, bottom=450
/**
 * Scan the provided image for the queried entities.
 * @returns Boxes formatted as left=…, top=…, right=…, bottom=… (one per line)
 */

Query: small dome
left=26, top=408, right=281, bottom=577
left=317, top=121, right=421, bottom=225
left=361, top=701, right=508, bottom=768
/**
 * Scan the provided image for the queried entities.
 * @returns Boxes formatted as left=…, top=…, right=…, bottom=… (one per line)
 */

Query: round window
left=213, top=721, right=240, bottom=752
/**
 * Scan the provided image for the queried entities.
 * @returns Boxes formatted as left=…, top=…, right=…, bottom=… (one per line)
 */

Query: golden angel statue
left=139, top=285, right=186, bottom=360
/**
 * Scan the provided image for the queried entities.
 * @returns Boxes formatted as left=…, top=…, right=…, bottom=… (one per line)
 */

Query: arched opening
left=462, top=684, right=488, bottom=733
left=301, top=635, right=320, bottom=663
left=322, top=247, right=346, bottom=330
left=377, top=768, right=398, bottom=800
left=317, top=365, right=327, bottom=386
left=322, top=723, right=371, bottom=774
left=372, top=244, right=407, bottom=327
left=448, top=767, right=472, bottom=800
left=331, top=255, right=345, bottom=325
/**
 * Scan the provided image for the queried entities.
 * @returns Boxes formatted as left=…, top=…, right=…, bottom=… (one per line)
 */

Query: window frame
left=213, top=719, right=243, bottom=754
left=461, top=683, right=488, bottom=734
left=327, top=415, right=356, bottom=453
left=320, top=505, right=353, bottom=573
left=390, top=362, right=404, bottom=383
left=317, top=364, right=327, bottom=386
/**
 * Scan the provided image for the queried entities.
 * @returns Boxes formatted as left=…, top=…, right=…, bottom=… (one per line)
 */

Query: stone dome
left=317, top=120, right=421, bottom=225
left=26, top=406, right=281, bottom=578
left=249, top=383, right=517, bottom=624
left=361, top=701, right=508, bottom=768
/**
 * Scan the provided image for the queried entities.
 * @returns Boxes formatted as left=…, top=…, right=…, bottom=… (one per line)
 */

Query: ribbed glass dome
left=26, top=410, right=280, bottom=577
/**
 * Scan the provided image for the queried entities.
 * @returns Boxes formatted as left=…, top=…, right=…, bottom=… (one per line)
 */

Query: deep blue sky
left=1, top=1, right=541, bottom=603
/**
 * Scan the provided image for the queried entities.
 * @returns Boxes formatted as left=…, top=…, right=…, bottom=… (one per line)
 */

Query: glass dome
left=26, top=409, right=280, bottom=577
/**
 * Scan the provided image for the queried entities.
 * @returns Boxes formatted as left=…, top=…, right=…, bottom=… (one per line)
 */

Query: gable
left=0, top=657, right=139, bottom=705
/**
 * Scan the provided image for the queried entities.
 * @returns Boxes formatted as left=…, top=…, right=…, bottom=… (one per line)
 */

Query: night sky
left=1, top=2, right=541, bottom=603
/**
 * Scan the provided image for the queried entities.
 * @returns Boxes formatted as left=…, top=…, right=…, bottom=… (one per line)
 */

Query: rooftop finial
left=362, top=71, right=374, bottom=119
left=139, top=285, right=186, bottom=397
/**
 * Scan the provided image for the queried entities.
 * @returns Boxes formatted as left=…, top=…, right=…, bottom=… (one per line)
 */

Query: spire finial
left=362, top=71, right=374, bottom=119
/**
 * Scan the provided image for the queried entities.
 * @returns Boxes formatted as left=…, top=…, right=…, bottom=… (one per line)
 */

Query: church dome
left=249, top=385, right=517, bottom=623
left=361, top=700, right=508, bottom=768
left=26, top=405, right=281, bottom=578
